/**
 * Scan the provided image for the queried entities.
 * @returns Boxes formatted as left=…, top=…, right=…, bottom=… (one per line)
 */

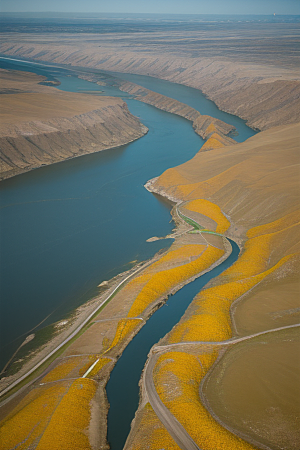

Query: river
left=106, top=239, right=240, bottom=449
left=0, top=57, right=255, bottom=378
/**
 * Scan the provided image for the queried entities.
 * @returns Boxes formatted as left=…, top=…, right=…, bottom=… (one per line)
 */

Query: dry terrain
left=127, top=122, right=300, bottom=450
left=0, top=22, right=299, bottom=130
left=0, top=69, right=147, bottom=179
left=0, top=19, right=299, bottom=450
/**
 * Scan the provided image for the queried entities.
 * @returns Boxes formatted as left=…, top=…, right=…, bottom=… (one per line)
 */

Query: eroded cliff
left=0, top=70, right=148, bottom=180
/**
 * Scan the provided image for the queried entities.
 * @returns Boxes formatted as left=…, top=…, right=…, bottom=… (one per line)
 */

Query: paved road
left=144, top=353, right=201, bottom=450
left=0, top=257, right=156, bottom=400
left=153, top=323, right=300, bottom=353
left=144, top=323, right=299, bottom=450
left=0, top=201, right=208, bottom=401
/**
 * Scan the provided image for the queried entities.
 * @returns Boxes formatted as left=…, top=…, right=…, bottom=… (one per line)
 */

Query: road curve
left=144, top=352, right=201, bottom=450
left=144, top=324, right=299, bottom=450
left=153, top=323, right=300, bottom=353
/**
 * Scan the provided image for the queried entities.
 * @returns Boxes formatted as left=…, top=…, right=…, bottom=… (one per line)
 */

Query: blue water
left=0, top=57, right=255, bottom=373
left=106, top=240, right=240, bottom=450
left=112, top=72, right=257, bottom=142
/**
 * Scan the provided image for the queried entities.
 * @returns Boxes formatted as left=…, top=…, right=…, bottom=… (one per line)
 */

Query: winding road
left=142, top=205, right=299, bottom=450
left=0, top=202, right=209, bottom=402
left=144, top=323, right=300, bottom=450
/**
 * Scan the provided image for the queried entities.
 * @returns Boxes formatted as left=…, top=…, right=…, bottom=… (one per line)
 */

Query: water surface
left=106, top=239, right=240, bottom=450
left=0, top=57, right=255, bottom=372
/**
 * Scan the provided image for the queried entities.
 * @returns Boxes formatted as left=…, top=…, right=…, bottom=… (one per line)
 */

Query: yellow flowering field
left=201, top=136, right=225, bottom=151
left=130, top=402, right=180, bottom=450
left=153, top=166, right=189, bottom=190
left=247, top=209, right=300, bottom=238
left=0, top=383, right=69, bottom=450
left=36, top=378, right=96, bottom=450
left=145, top=212, right=297, bottom=449
left=169, top=253, right=293, bottom=344
left=127, top=246, right=224, bottom=318
left=106, top=318, right=142, bottom=351
left=153, top=351, right=258, bottom=450
left=42, top=356, right=84, bottom=383
left=185, top=199, right=230, bottom=233
left=87, top=357, right=111, bottom=378
left=224, top=234, right=273, bottom=280
left=223, top=224, right=296, bottom=283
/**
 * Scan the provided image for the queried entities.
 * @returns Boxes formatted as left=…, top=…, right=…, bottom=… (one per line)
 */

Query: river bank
left=0, top=46, right=298, bottom=450
left=125, top=122, right=299, bottom=450
left=0, top=69, right=148, bottom=180
left=0, top=21, right=299, bottom=131
left=0, top=199, right=236, bottom=450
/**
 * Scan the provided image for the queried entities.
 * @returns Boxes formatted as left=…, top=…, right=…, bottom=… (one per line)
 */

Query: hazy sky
left=1, top=0, right=300, bottom=15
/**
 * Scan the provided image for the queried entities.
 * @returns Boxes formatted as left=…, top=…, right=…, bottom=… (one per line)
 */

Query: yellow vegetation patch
left=201, top=136, right=225, bottom=151
left=153, top=167, right=189, bottom=189
left=224, top=234, right=273, bottom=281
left=107, top=318, right=142, bottom=351
left=0, top=383, right=68, bottom=450
left=78, top=355, right=98, bottom=377
left=185, top=199, right=230, bottom=233
left=148, top=244, right=206, bottom=271
left=87, top=357, right=111, bottom=378
left=36, top=378, right=96, bottom=450
left=130, top=402, right=180, bottom=450
left=153, top=351, right=258, bottom=449
left=169, top=306, right=231, bottom=344
left=42, top=357, right=83, bottom=383
left=127, top=246, right=224, bottom=318
left=246, top=209, right=300, bottom=238
left=205, top=122, right=217, bottom=135
left=223, top=224, right=298, bottom=282
left=162, top=162, right=245, bottom=202
left=169, top=253, right=293, bottom=344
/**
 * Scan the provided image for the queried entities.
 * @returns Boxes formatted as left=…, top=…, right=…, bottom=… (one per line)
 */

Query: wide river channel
left=0, top=56, right=254, bottom=446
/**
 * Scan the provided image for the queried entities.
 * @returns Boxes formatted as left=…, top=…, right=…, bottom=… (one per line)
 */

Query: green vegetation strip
left=177, top=210, right=204, bottom=231
left=177, top=206, right=223, bottom=237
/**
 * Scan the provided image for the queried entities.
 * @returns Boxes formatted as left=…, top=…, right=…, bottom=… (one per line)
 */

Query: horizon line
left=1, top=12, right=299, bottom=16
